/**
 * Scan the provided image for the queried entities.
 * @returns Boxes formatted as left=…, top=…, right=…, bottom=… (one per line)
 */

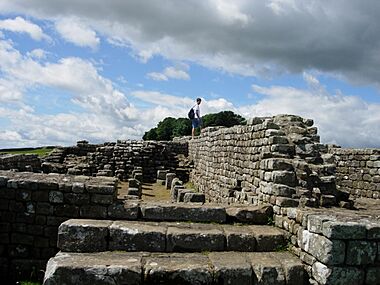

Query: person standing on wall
left=191, top=98, right=202, bottom=139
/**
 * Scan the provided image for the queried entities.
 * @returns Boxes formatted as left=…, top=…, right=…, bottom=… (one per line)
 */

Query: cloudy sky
left=0, top=0, right=380, bottom=148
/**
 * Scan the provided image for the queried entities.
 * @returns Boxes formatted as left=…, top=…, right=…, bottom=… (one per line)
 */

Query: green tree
left=142, top=111, right=246, bottom=141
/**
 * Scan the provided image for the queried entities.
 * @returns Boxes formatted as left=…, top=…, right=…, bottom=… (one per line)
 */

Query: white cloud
left=238, top=80, right=380, bottom=148
left=55, top=17, right=99, bottom=49
left=147, top=65, right=190, bottom=81
left=27, top=48, right=46, bottom=59
left=0, top=16, right=50, bottom=41
left=3, top=1, right=380, bottom=85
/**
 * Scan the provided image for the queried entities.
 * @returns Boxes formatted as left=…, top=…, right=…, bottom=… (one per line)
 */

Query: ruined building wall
left=0, top=154, right=41, bottom=172
left=188, top=115, right=346, bottom=209
left=330, top=148, right=380, bottom=199
left=0, top=170, right=121, bottom=283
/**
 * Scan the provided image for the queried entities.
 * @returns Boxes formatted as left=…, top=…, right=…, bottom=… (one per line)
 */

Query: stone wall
left=330, top=148, right=380, bottom=199
left=188, top=115, right=346, bottom=209
left=0, top=170, right=119, bottom=283
left=0, top=154, right=41, bottom=172
left=42, top=140, right=188, bottom=182
left=274, top=206, right=380, bottom=285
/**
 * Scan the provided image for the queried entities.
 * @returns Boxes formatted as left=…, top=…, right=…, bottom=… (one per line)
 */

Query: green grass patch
left=0, top=147, right=54, bottom=157
left=19, top=281, right=41, bottom=285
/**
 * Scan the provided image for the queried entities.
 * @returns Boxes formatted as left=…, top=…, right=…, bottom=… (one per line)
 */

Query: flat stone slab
left=43, top=251, right=143, bottom=285
left=109, top=221, right=166, bottom=251
left=166, top=222, right=225, bottom=252
left=222, top=224, right=258, bottom=251
left=44, top=251, right=306, bottom=285
left=140, top=202, right=226, bottom=223
left=144, top=253, right=213, bottom=284
left=249, top=225, right=287, bottom=252
left=58, top=219, right=113, bottom=252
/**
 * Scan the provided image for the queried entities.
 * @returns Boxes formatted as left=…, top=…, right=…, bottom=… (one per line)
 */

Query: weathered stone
left=107, top=201, right=139, bottom=219
left=80, top=205, right=107, bottom=219
left=165, top=173, right=176, bottom=189
left=346, top=240, right=377, bottom=265
left=44, top=252, right=142, bottom=285
left=171, top=185, right=184, bottom=202
left=273, top=252, right=305, bottom=285
left=183, top=192, right=205, bottom=203
left=144, top=253, right=213, bottom=284
left=222, top=225, right=257, bottom=251
left=312, top=262, right=365, bottom=285
left=246, top=252, right=285, bottom=285
left=250, top=225, right=286, bottom=252
left=140, top=202, right=226, bottom=223
left=177, top=189, right=193, bottom=202
left=226, top=205, right=273, bottom=224
left=322, top=221, right=367, bottom=239
left=57, top=219, right=112, bottom=252
left=109, top=221, right=166, bottom=251
left=48, top=191, right=64, bottom=203
left=299, top=230, right=345, bottom=265
left=166, top=222, right=224, bottom=252
left=209, top=252, right=252, bottom=285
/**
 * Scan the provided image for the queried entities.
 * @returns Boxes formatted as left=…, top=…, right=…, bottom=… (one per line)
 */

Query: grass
left=0, top=147, right=54, bottom=157
left=18, top=281, right=41, bottom=285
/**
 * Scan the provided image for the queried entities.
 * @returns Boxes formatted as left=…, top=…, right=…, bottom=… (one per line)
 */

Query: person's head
left=196, top=98, right=202, bottom=105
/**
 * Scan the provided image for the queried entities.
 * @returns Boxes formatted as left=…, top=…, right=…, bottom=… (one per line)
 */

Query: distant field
left=0, top=147, right=55, bottom=157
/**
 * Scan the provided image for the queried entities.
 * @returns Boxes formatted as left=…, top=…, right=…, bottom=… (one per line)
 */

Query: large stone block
left=165, top=173, right=176, bottom=189
left=246, top=252, right=285, bottom=285
left=273, top=252, right=305, bottom=285
left=209, top=252, right=253, bottom=285
left=57, top=219, right=112, bottom=252
left=166, top=223, right=224, bottom=252
left=44, top=252, right=142, bottom=285
left=222, top=225, right=257, bottom=252
left=183, top=192, right=205, bottom=203
left=250, top=225, right=286, bottom=252
left=107, top=201, right=139, bottom=220
left=226, top=205, right=273, bottom=224
left=144, top=253, right=213, bottom=284
left=366, top=266, right=380, bottom=285
left=322, top=221, right=367, bottom=239
left=299, top=230, right=345, bottom=265
left=312, top=262, right=365, bottom=285
left=109, top=221, right=166, bottom=251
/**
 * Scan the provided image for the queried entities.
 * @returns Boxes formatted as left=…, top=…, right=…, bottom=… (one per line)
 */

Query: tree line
left=143, top=111, right=246, bottom=141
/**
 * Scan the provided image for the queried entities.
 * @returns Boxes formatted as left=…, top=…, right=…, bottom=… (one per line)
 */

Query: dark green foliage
left=202, top=111, right=246, bottom=128
left=143, top=111, right=246, bottom=141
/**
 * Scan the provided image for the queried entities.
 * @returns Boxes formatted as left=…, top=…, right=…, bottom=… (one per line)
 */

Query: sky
left=0, top=0, right=380, bottom=148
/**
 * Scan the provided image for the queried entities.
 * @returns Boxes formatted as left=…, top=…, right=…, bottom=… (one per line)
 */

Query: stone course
left=330, top=148, right=380, bottom=199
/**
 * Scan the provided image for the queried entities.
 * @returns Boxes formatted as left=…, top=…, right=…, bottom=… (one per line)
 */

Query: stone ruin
left=0, top=114, right=379, bottom=285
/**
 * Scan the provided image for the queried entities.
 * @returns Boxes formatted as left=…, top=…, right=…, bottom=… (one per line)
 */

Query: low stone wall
left=42, top=140, right=188, bottom=182
left=0, top=170, right=118, bottom=283
left=330, top=148, right=380, bottom=199
left=0, top=154, right=41, bottom=172
left=274, top=205, right=380, bottom=285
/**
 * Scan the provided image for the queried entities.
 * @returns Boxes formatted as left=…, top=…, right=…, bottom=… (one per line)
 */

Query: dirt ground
left=117, top=181, right=171, bottom=201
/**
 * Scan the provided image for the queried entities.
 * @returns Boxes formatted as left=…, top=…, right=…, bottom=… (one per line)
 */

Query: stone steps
left=58, top=219, right=288, bottom=253
left=44, top=251, right=305, bottom=285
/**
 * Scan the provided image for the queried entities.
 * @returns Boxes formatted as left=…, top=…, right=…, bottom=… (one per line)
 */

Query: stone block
left=250, top=225, right=286, bottom=252
left=272, top=171, right=296, bottom=186
left=91, top=194, right=114, bottom=205
left=246, top=252, right=285, bottom=285
left=171, top=185, right=184, bottom=202
left=273, top=252, right=305, bottom=285
left=226, top=205, right=273, bottom=224
left=222, top=225, right=257, bottom=251
left=57, top=219, right=112, bottom=252
left=157, top=170, right=168, bottom=180
left=183, top=192, right=205, bottom=203
left=49, top=191, right=64, bottom=203
left=346, top=240, right=377, bottom=265
left=299, top=230, right=345, bottom=265
left=144, top=253, right=213, bottom=284
left=44, top=252, right=142, bottom=285
left=140, top=202, right=226, bottom=223
left=166, top=223, right=224, bottom=252
left=177, top=189, right=193, bottom=202
left=165, top=173, right=176, bottom=189
left=312, top=262, right=365, bottom=285
left=209, top=252, right=253, bottom=285
left=80, top=205, right=107, bottom=219
left=109, top=221, right=166, bottom=251
left=322, top=221, right=367, bottom=240
left=275, top=197, right=299, bottom=207
left=107, top=201, right=139, bottom=219
left=127, top=187, right=141, bottom=197
left=307, top=214, right=332, bottom=234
